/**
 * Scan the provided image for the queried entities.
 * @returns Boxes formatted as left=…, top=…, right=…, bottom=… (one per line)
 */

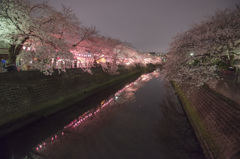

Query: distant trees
left=0, top=0, right=161, bottom=75
left=165, top=5, right=240, bottom=87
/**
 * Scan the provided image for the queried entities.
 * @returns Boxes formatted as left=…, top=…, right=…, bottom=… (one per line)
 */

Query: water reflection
left=31, top=70, right=160, bottom=156
left=25, top=69, right=205, bottom=159
left=155, top=82, right=205, bottom=159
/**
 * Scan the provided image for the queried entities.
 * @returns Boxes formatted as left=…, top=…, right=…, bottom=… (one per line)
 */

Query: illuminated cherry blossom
left=0, top=0, right=161, bottom=75
left=165, top=5, right=240, bottom=87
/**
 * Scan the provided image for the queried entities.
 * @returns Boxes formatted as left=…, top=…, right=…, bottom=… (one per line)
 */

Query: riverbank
left=0, top=68, right=206, bottom=159
left=172, top=82, right=240, bottom=159
left=0, top=65, right=158, bottom=138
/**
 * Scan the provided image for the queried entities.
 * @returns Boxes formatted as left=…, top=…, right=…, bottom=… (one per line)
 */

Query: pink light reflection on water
left=34, top=70, right=160, bottom=153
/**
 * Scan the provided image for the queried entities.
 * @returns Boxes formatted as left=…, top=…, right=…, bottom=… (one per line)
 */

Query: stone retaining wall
left=0, top=66, right=148, bottom=128
left=207, top=80, right=240, bottom=107
left=173, top=83, right=240, bottom=159
left=208, top=70, right=240, bottom=106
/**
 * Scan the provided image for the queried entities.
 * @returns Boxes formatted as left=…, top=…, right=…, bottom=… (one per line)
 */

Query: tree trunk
left=8, top=37, right=29, bottom=64
left=235, top=69, right=239, bottom=83
left=8, top=44, right=23, bottom=64
left=225, top=49, right=234, bottom=68
left=226, top=55, right=234, bottom=68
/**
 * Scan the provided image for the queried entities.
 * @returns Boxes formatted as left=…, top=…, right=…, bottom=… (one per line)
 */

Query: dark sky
left=35, top=0, right=239, bottom=53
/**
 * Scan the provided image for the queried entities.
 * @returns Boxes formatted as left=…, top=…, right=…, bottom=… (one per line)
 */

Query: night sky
left=35, top=0, right=239, bottom=53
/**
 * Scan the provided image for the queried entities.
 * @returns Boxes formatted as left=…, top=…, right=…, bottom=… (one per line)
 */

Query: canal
left=0, top=70, right=205, bottom=159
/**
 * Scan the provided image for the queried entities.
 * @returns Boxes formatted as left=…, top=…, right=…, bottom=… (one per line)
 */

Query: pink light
left=36, top=147, right=39, bottom=151
left=61, top=82, right=135, bottom=131
left=51, top=137, right=54, bottom=141
left=55, top=135, right=57, bottom=139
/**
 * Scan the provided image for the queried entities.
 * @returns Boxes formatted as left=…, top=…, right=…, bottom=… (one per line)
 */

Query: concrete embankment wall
left=207, top=80, right=240, bottom=106
left=172, top=83, right=240, bottom=159
left=0, top=66, right=155, bottom=136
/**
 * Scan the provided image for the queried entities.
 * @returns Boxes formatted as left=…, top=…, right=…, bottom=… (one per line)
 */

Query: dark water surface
left=0, top=70, right=205, bottom=159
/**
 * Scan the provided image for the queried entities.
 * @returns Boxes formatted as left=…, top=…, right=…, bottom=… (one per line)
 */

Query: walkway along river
left=0, top=70, right=205, bottom=159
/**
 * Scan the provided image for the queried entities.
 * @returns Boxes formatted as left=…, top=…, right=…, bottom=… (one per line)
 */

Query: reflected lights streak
left=34, top=70, right=160, bottom=152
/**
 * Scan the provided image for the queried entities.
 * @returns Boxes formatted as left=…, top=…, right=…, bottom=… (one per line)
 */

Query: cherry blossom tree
left=165, top=5, right=240, bottom=87
left=17, top=3, right=78, bottom=74
left=0, top=0, right=161, bottom=75
left=0, top=0, right=95, bottom=74
left=75, top=35, right=125, bottom=74
left=0, top=0, right=39, bottom=63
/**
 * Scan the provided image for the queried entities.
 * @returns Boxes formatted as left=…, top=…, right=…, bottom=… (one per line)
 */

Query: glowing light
left=101, top=100, right=105, bottom=105
left=190, top=52, right=194, bottom=56
left=36, top=147, right=39, bottom=151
